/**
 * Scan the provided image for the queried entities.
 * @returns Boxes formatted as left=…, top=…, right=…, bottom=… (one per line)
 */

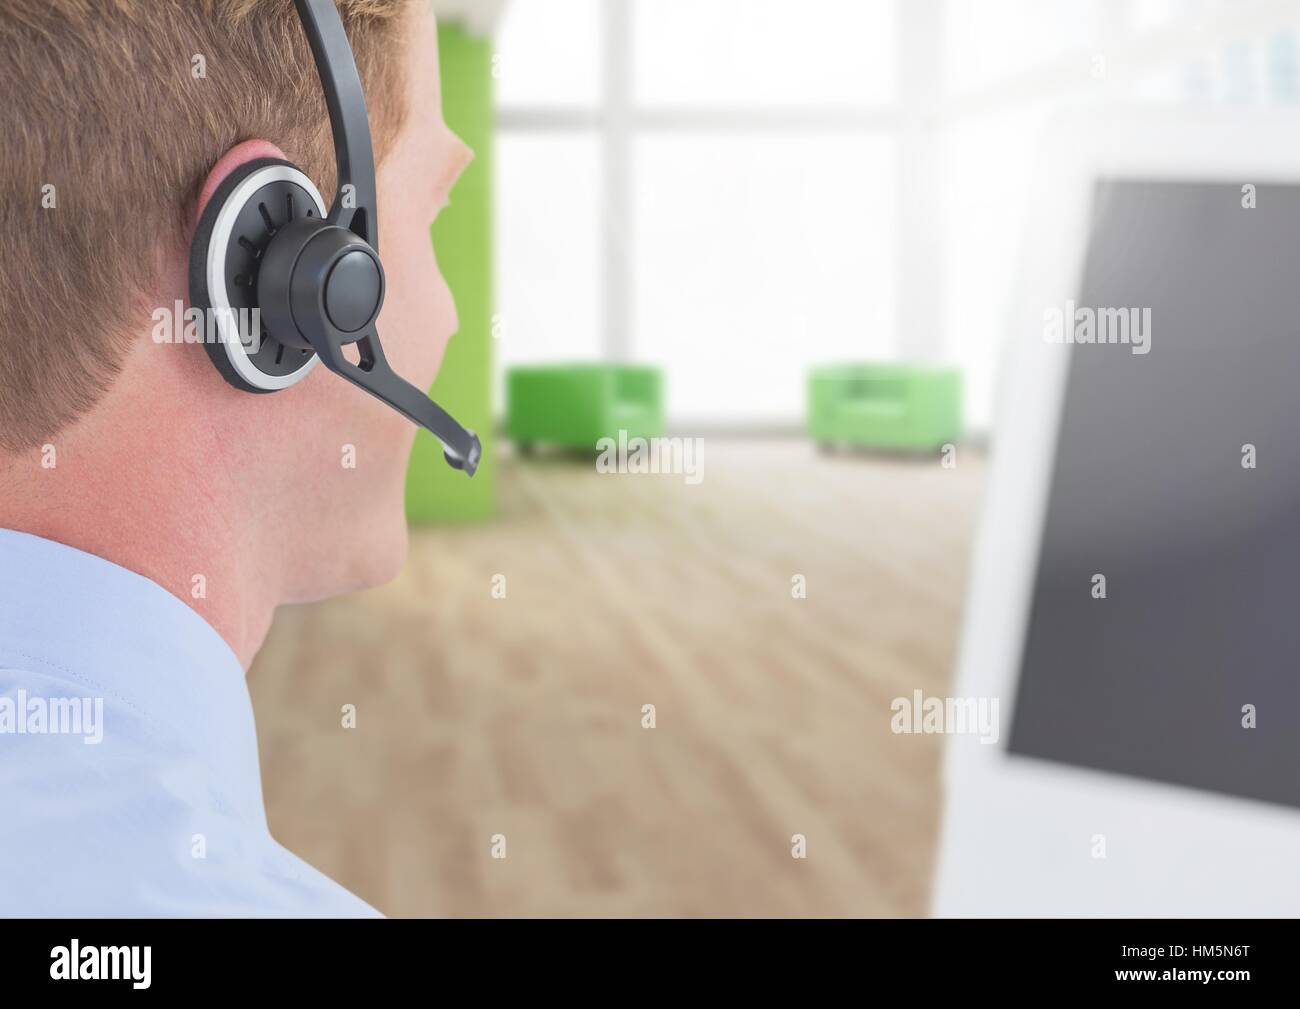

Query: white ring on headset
left=206, top=164, right=327, bottom=391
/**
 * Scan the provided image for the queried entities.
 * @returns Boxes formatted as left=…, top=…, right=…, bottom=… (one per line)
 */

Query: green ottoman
left=808, top=364, right=962, bottom=452
left=506, top=364, right=664, bottom=451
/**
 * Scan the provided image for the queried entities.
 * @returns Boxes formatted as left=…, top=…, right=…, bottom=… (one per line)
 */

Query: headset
left=189, top=0, right=481, bottom=476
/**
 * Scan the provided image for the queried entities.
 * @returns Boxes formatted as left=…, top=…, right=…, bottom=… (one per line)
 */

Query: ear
left=189, top=140, right=325, bottom=395
left=194, top=139, right=289, bottom=225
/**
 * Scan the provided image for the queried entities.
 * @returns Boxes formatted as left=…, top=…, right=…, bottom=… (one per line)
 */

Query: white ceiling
left=431, top=0, right=509, bottom=36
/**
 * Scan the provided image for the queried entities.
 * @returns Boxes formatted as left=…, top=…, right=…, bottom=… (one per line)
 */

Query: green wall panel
left=406, top=22, right=496, bottom=522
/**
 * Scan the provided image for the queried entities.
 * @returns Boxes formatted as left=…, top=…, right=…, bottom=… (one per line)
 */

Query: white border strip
left=206, top=164, right=327, bottom=391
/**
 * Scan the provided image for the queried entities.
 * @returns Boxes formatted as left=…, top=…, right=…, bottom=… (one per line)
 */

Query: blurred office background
left=249, top=0, right=1300, bottom=916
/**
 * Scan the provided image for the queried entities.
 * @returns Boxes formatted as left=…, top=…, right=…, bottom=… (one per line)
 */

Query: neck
left=0, top=341, right=281, bottom=670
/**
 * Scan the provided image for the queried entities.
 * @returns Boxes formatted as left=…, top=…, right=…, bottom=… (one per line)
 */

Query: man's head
left=0, top=1, right=470, bottom=615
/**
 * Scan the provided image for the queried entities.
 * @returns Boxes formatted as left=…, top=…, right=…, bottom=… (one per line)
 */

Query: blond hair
left=0, top=0, right=412, bottom=451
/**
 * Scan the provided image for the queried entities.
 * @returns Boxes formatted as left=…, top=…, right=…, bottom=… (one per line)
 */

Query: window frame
left=493, top=0, right=1300, bottom=428
left=496, top=0, right=919, bottom=386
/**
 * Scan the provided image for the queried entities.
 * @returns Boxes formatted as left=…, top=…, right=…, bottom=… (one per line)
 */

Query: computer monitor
left=935, top=109, right=1300, bottom=916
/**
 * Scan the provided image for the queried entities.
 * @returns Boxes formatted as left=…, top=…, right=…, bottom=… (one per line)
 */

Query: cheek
left=377, top=220, right=456, bottom=390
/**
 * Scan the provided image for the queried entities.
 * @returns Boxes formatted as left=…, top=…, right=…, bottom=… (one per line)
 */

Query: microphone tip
left=444, top=431, right=481, bottom=477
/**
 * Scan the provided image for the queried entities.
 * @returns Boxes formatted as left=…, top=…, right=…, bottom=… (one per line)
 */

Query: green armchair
left=506, top=364, right=664, bottom=451
left=808, top=364, right=962, bottom=452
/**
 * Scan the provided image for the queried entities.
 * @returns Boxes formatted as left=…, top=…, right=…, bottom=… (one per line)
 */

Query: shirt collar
left=0, top=528, right=264, bottom=820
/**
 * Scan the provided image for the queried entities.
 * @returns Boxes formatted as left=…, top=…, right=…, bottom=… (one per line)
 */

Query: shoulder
left=0, top=664, right=380, bottom=918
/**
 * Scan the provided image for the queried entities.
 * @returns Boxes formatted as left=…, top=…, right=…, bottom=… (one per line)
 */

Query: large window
left=494, top=0, right=1300, bottom=431
left=494, top=0, right=898, bottom=426
left=937, top=0, right=1300, bottom=427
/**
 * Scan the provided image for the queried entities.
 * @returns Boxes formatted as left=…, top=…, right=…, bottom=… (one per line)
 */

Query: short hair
left=0, top=0, right=412, bottom=451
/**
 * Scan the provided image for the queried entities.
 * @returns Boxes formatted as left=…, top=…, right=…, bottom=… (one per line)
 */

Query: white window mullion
left=896, top=0, right=944, bottom=363
left=601, top=0, right=633, bottom=362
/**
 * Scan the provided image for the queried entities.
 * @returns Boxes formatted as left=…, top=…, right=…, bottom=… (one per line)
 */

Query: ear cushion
left=188, top=157, right=324, bottom=393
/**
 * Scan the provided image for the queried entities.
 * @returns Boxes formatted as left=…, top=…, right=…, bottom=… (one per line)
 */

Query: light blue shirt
left=0, top=529, right=379, bottom=916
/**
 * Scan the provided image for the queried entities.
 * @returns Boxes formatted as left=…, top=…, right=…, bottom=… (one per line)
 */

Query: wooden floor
left=249, top=438, right=987, bottom=917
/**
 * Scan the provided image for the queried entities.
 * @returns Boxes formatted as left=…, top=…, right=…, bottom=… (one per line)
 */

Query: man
left=0, top=0, right=470, bottom=914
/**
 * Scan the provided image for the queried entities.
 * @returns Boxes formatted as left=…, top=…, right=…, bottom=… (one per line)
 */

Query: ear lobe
left=194, top=139, right=289, bottom=226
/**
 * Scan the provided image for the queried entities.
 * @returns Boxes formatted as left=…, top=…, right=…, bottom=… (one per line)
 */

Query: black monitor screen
left=1008, top=178, right=1300, bottom=810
